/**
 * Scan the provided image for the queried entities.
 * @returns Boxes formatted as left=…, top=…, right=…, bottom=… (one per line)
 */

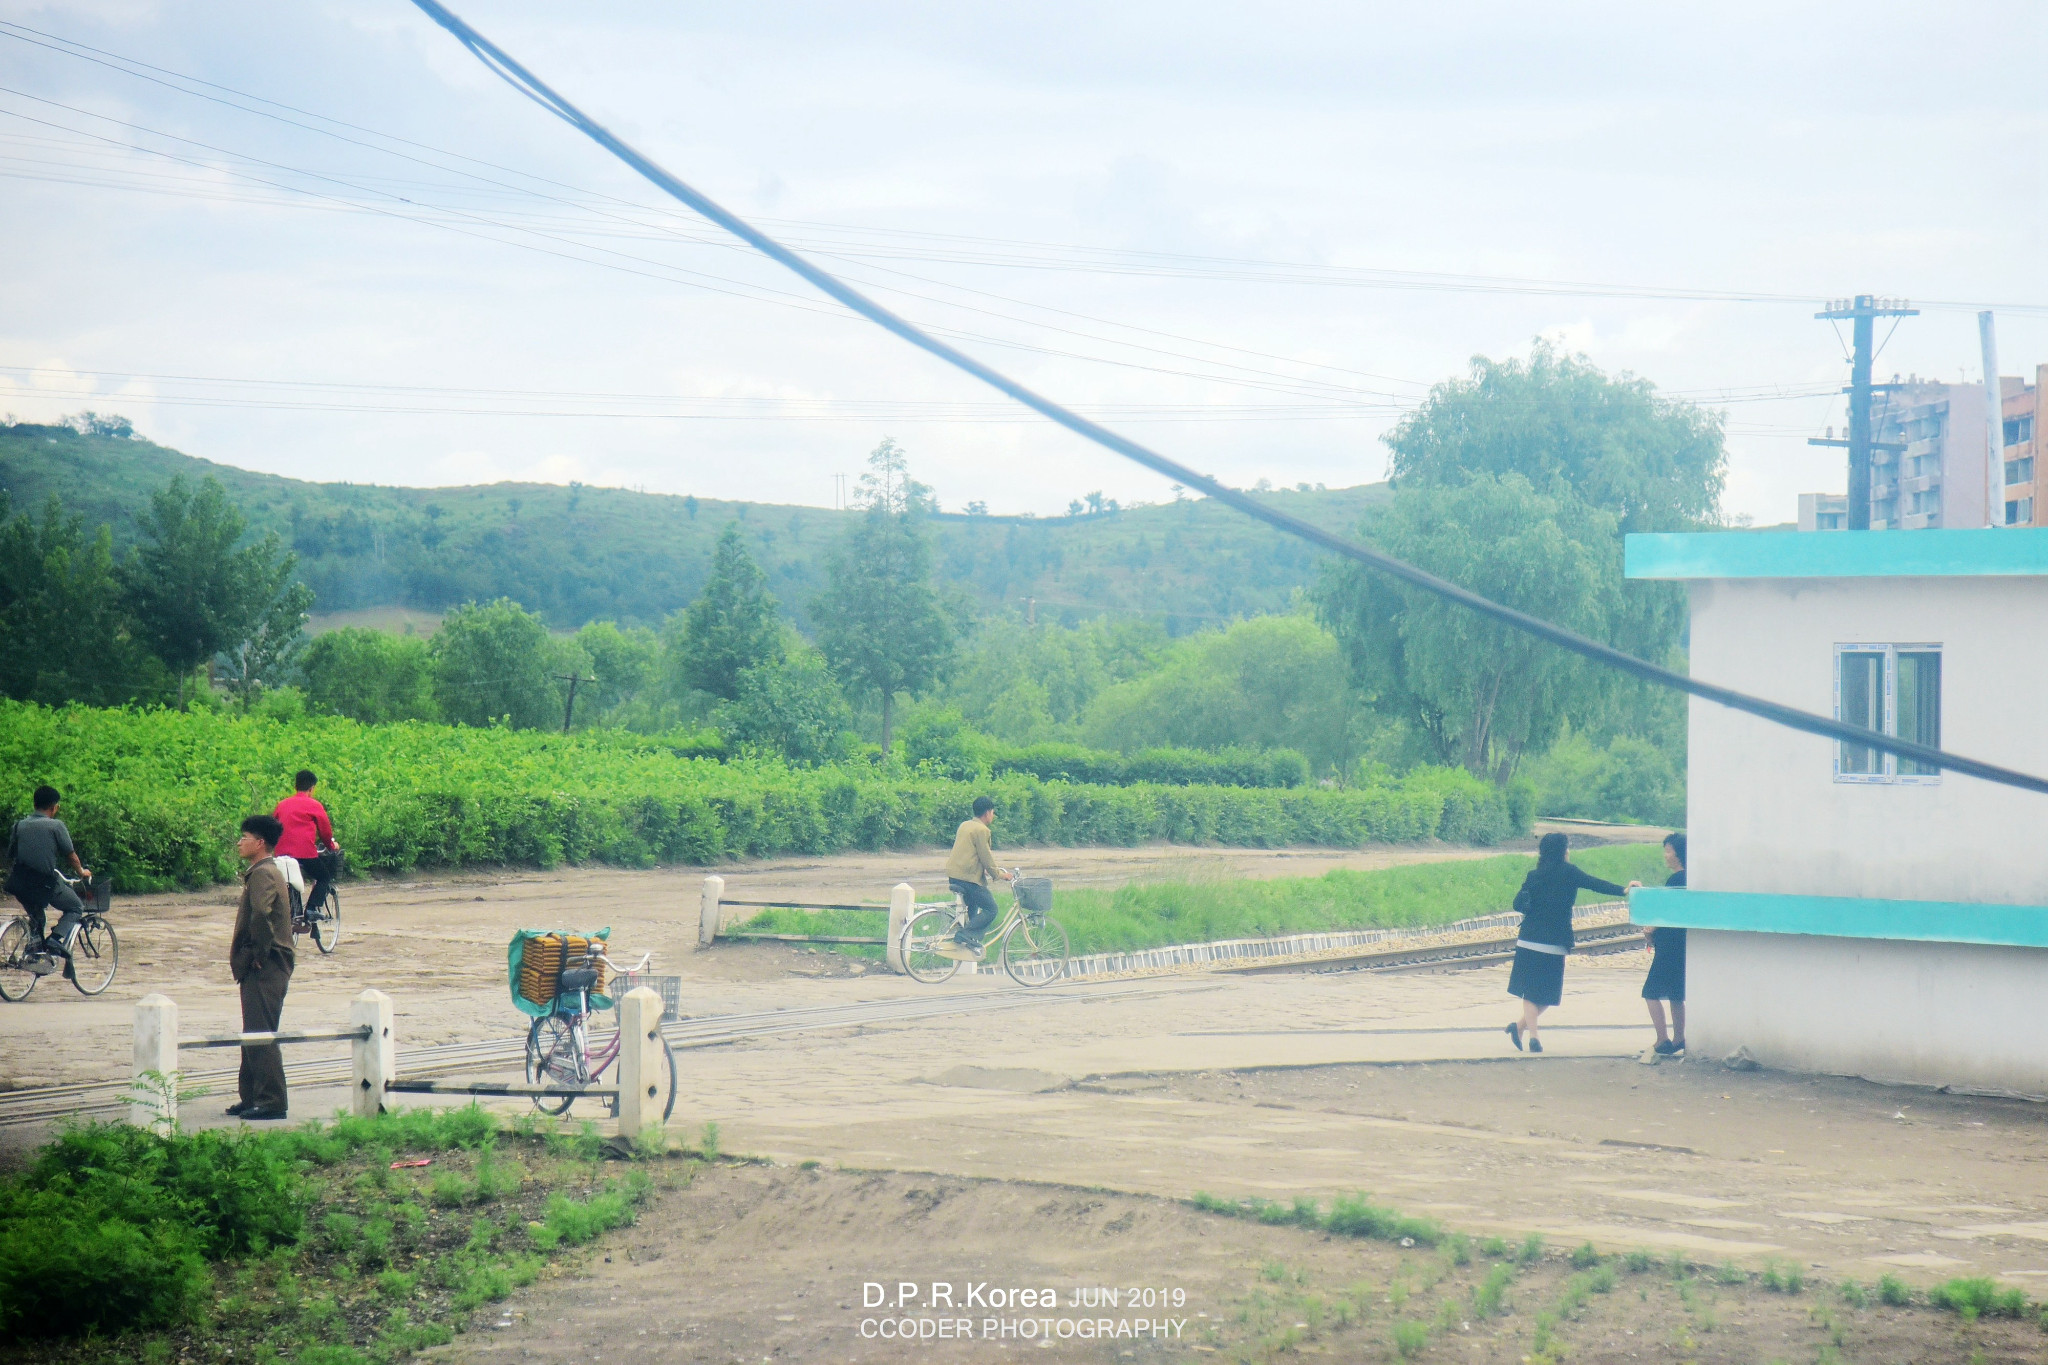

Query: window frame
left=1832, top=642, right=1942, bottom=786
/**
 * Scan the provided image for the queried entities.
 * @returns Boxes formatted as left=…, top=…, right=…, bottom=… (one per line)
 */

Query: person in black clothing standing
left=1505, top=832, right=1639, bottom=1053
left=1641, top=831, right=1687, bottom=1055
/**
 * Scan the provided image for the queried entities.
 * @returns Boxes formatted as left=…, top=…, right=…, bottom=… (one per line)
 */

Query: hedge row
left=987, top=742, right=1310, bottom=789
left=0, top=702, right=1527, bottom=890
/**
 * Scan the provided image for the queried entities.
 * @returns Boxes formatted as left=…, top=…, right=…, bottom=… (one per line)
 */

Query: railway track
left=0, top=980, right=1195, bottom=1129
left=0, top=923, right=1649, bottom=1129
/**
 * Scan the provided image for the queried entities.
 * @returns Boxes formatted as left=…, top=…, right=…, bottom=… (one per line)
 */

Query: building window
left=2006, top=455, right=2034, bottom=484
left=2009, top=497, right=2035, bottom=526
left=2005, top=415, right=2035, bottom=448
left=1834, top=644, right=1941, bottom=784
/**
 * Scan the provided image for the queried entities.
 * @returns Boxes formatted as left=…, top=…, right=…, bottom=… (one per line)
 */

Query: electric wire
left=406, top=0, right=2048, bottom=798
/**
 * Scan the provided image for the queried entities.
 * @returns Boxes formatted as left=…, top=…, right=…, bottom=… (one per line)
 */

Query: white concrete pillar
left=615, top=986, right=664, bottom=1138
left=698, top=875, right=725, bottom=949
left=885, top=882, right=915, bottom=975
left=349, top=989, right=395, bottom=1119
left=131, top=993, right=178, bottom=1129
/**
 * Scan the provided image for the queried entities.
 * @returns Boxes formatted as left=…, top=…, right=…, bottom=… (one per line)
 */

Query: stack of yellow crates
left=515, top=934, right=608, bottom=1009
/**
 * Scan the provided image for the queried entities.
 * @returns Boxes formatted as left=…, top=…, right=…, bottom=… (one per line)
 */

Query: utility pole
left=555, top=673, right=597, bottom=733
left=1811, top=295, right=1918, bottom=529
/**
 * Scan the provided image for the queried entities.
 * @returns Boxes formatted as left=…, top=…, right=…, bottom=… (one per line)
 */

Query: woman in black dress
left=1641, top=831, right=1687, bottom=1054
left=1505, top=832, right=1639, bottom=1053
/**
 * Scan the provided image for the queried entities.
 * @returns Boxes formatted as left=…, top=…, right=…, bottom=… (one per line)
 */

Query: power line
left=406, top=0, right=2048, bottom=799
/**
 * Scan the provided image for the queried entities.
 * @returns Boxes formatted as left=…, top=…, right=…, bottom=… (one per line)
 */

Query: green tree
left=431, top=598, right=557, bottom=728
left=717, top=649, right=856, bottom=764
left=1383, top=340, right=1723, bottom=665
left=119, top=476, right=304, bottom=706
left=1081, top=614, right=1359, bottom=776
left=571, top=620, right=661, bottom=722
left=222, top=575, right=313, bottom=706
left=666, top=524, right=781, bottom=702
left=812, top=442, right=954, bottom=756
left=1316, top=474, right=1620, bottom=783
left=302, top=628, right=438, bottom=723
left=0, top=493, right=150, bottom=706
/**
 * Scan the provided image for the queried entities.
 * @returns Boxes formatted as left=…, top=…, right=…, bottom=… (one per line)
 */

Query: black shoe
left=1505, top=1022, right=1523, bottom=1052
left=240, top=1107, right=288, bottom=1121
left=1653, top=1039, right=1679, bottom=1056
left=225, top=1101, right=251, bottom=1117
left=1529, top=1037, right=1544, bottom=1054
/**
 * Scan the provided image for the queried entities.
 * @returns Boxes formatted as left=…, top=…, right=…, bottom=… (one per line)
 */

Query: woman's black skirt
left=1507, top=946, right=1566, bottom=1008
left=1641, top=929, right=1687, bottom=1002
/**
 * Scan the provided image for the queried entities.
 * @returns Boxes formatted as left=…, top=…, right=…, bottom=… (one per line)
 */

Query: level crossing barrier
left=129, top=987, right=667, bottom=1136
left=697, top=875, right=919, bottom=973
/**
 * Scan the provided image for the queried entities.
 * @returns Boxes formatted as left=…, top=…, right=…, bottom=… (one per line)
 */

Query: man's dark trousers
left=948, top=877, right=999, bottom=943
left=238, top=961, right=292, bottom=1112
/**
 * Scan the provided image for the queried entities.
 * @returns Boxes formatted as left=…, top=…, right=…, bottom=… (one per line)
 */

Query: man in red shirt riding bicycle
left=273, top=770, right=341, bottom=914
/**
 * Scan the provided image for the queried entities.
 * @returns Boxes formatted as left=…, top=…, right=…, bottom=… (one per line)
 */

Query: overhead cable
left=401, top=5, right=2048, bottom=794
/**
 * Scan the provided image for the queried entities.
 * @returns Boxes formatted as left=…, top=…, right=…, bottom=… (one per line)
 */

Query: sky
left=2, top=1, right=2045, bottom=523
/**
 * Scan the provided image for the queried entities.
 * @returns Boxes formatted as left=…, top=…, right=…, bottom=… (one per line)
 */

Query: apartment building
left=1999, top=366, right=2042, bottom=526
left=1797, top=378, right=1995, bottom=529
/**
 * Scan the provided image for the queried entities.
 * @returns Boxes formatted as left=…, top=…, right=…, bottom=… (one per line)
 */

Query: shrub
left=0, top=701, right=1539, bottom=890
left=1570, top=1241, right=1601, bottom=1268
left=1471, top=1264, right=1513, bottom=1317
left=0, top=1121, right=309, bottom=1338
left=1877, top=1273, right=1911, bottom=1306
left=1324, top=1194, right=1442, bottom=1247
left=1929, top=1277, right=2029, bottom=1320
left=1391, top=1320, right=1430, bottom=1357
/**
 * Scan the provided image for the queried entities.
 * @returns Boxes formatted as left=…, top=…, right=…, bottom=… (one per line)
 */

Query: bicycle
left=0, top=871, right=118, bottom=1001
left=287, top=850, right=343, bottom=955
left=899, top=870, right=1070, bottom=987
left=522, top=943, right=678, bottom=1121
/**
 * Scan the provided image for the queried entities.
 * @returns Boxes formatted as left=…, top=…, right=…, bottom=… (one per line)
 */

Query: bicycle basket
left=1014, top=877, right=1053, bottom=915
left=85, top=876, right=111, bottom=915
left=611, top=971, right=682, bottom=1025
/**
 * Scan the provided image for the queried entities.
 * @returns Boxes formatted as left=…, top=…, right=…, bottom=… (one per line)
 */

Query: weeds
left=1481, top=1234, right=1509, bottom=1257
left=1186, top=1190, right=1442, bottom=1248
left=1716, top=1260, right=1746, bottom=1285
left=1624, top=1248, right=1656, bottom=1273
left=1760, top=1258, right=1804, bottom=1294
left=1471, top=1263, right=1513, bottom=1318
left=1518, top=1232, right=1546, bottom=1265
left=698, top=1121, right=722, bottom=1162
left=1391, top=1319, right=1430, bottom=1358
left=1878, top=1273, right=1912, bottom=1307
left=1839, top=1279, right=1868, bottom=1308
left=1570, top=1241, right=1601, bottom=1269
left=1929, top=1277, right=2030, bottom=1321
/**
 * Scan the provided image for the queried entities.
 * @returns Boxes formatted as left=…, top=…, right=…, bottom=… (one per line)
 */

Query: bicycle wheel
left=312, top=884, right=342, bottom=954
left=899, top=907, right=965, bottom=983
left=1001, top=915, right=1070, bottom=988
left=524, top=1014, right=583, bottom=1115
left=0, top=918, right=39, bottom=1002
left=68, top=916, right=117, bottom=996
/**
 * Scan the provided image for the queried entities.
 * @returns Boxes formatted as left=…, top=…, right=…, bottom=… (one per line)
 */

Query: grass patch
left=1928, top=1277, right=2030, bottom=1321
left=740, top=844, right=1666, bottom=959
left=1189, top=1191, right=1442, bottom=1247
left=0, top=1105, right=677, bottom=1361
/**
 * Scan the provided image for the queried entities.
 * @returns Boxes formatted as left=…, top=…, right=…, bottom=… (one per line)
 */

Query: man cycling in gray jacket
left=5, top=785, right=91, bottom=977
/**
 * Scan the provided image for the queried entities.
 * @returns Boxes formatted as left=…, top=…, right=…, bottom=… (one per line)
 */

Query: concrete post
left=349, top=989, right=395, bottom=1119
left=886, top=882, right=915, bottom=975
left=131, top=993, right=178, bottom=1129
left=698, top=875, right=725, bottom=949
left=615, top=986, right=664, bottom=1139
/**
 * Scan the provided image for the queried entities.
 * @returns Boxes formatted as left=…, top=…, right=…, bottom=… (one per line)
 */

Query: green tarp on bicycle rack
left=506, top=926, right=613, bottom=1018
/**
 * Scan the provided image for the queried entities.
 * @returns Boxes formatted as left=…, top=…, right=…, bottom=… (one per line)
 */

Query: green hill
left=0, top=422, right=1385, bottom=633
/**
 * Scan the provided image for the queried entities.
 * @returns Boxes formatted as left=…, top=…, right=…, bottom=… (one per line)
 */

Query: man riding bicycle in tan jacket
left=942, top=796, right=1013, bottom=959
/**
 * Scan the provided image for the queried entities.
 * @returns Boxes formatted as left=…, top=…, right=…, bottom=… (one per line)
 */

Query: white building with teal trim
left=1626, top=528, right=2048, bottom=1096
